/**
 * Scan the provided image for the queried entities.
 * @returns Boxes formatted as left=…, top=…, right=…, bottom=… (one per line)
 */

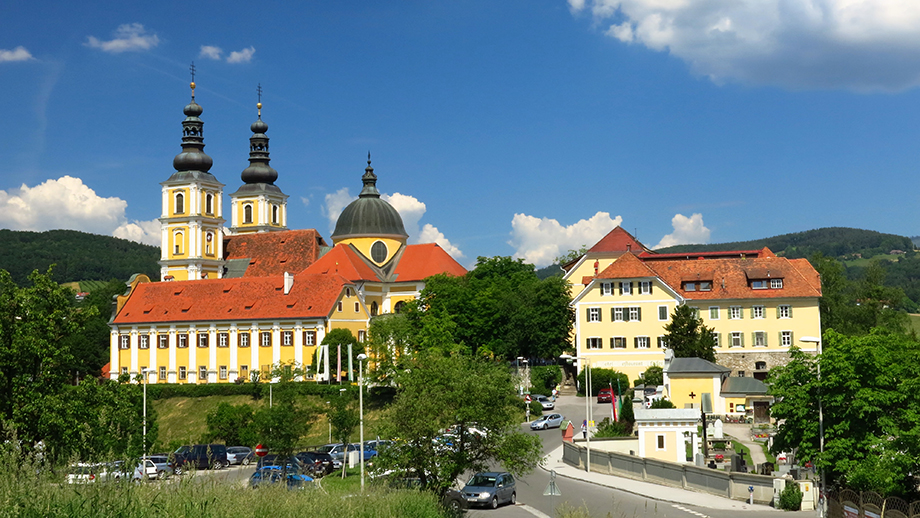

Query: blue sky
left=3, top=0, right=920, bottom=268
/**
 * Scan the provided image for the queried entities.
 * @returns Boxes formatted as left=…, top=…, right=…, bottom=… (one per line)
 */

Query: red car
left=597, top=388, right=613, bottom=403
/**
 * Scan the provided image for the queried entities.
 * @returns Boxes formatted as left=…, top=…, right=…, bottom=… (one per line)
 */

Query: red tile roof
left=300, top=244, right=382, bottom=282
left=588, top=227, right=649, bottom=254
left=638, top=248, right=768, bottom=261
left=113, top=273, right=350, bottom=324
left=224, top=229, right=327, bottom=277
left=596, top=252, right=658, bottom=280
left=393, top=243, right=467, bottom=281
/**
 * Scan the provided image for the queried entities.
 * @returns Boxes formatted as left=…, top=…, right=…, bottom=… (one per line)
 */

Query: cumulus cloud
left=227, top=46, right=255, bottom=63
left=509, top=211, right=623, bottom=267
left=322, top=188, right=356, bottom=234
left=382, top=193, right=426, bottom=241
left=0, top=46, right=33, bottom=63
left=569, top=0, right=920, bottom=91
left=418, top=224, right=465, bottom=259
left=300, top=196, right=310, bottom=207
left=654, top=213, right=711, bottom=249
left=199, top=45, right=222, bottom=60
left=113, top=219, right=160, bottom=246
left=85, top=23, right=160, bottom=53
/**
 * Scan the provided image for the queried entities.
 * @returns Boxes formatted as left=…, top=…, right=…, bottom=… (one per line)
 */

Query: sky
left=3, top=1, right=920, bottom=269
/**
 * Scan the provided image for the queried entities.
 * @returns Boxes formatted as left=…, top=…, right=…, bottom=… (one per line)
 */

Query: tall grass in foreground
left=0, top=448, right=446, bottom=518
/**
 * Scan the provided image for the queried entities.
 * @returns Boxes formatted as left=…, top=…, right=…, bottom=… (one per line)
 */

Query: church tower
left=228, top=88, right=289, bottom=234
left=159, top=71, right=226, bottom=281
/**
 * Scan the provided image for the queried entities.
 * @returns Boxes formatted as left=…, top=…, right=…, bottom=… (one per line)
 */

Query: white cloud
left=654, top=213, right=711, bottom=249
left=227, top=46, right=255, bottom=64
left=113, top=219, right=160, bottom=246
left=300, top=196, right=310, bottom=207
left=0, top=46, right=33, bottom=63
left=199, top=45, right=222, bottom=60
left=322, top=188, right=356, bottom=234
left=85, top=23, right=160, bottom=53
left=570, top=0, right=920, bottom=91
left=418, top=223, right=465, bottom=259
left=382, top=193, right=426, bottom=242
left=508, top=211, right=623, bottom=267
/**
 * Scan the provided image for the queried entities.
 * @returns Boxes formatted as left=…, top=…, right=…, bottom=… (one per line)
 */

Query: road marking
left=671, top=504, right=712, bottom=517
left=517, top=504, right=552, bottom=518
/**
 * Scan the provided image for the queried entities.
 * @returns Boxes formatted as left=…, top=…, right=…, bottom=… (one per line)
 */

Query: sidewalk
left=723, top=423, right=768, bottom=467
left=539, top=444, right=782, bottom=512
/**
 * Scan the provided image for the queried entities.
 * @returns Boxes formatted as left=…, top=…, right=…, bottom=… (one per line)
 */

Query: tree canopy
left=662, top=304, right=717, bottom=362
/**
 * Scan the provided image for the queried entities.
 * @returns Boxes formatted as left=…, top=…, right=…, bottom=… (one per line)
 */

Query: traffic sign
left=525, top=395, right=532, bottom=403
left=255, top=444, right=268, bottom=457
left=543, top=469, right=562, bottom=496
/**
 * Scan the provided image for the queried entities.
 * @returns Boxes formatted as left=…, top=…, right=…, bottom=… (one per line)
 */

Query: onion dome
left=331, top=154, right=408, bottom=241
left=172, top=80, right=214, bottom=174
left=240, top=100, right=278, bottom=185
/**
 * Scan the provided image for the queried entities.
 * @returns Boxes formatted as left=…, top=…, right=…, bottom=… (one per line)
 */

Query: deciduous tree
left=662, top=304, right=716, bottom=362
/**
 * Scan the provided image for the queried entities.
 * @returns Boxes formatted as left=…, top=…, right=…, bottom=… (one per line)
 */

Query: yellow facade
left=666, top=376, right=722, bottom=411
left=640, top=429, right=680, bottom=463
left=334, top=236, right=404, bottom=266
left=229, top=194, right=288, bottom=234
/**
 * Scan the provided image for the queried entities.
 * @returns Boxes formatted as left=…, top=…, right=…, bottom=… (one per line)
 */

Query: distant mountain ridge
left=0, top=229, right=159, bottom=286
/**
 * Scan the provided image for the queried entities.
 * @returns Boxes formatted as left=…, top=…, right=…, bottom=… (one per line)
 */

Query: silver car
left=462, top=472, right=516, bottom=509
left=535, top=395, right=554, bottom=410
left=530, top=413, right=565, bottom=430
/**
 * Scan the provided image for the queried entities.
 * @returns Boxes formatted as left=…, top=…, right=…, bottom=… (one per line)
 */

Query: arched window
left=272, top=205, right=279, bottom=224
left=205, top=193, right=213, bottom=215
left=370, top=301, right=378, bottom=316
left=205, top=232, right=214, bottom=255
left=244, top=204, right=253, bottom=224
left=394, top=301, right=406, bottom=313
left=173, top=231, right=184, bottom=255
left=175, top=192, right=185, bottom=214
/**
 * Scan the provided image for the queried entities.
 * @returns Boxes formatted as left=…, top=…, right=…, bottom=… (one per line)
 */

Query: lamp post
left=141, top=368, right=153, bottom=466
left=801, top=336, right=824, bottom=518
left=357, top=353, right=367, bottom=492
left=326, top=401, right=331, bottom=442
left=516, top=357, right=524, bottom=396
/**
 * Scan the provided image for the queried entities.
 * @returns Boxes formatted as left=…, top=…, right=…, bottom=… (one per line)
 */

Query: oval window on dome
left=371, top=241, right=388, bottom=263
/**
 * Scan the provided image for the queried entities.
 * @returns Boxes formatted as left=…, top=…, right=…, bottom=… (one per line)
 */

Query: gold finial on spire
left=256, top=83, right=263, bottom=118
left=189, top=62, right=197, bottom=99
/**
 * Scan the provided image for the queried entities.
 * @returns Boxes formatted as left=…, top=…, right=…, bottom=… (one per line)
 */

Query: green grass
left=761, top=442, right=776, bottom=464
left=731, top=440, right=754, bottom=467
left=909, top=314, right=920, bottom=335
left=842, top=253, right=899, bottom=267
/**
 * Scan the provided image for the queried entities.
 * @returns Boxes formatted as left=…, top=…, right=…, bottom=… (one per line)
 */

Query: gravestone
left=713, top=418, right=724, bottom=439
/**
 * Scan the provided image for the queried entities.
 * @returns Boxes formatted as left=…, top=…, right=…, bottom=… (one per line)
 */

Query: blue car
left=249, top=466, right=313, bottom=490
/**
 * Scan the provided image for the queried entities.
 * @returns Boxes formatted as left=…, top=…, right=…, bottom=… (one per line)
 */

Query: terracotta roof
left=393, top=243, right=467, bottom=281
left=639, top=249, right=767, bottom=261
left=224, top=229, right=327, bottom=278
left=113, top=273, right=349, bottom=324
left=789, top=258, right=822, bottom=292
left=588, top=227, right=649, bottom=254
left=300, top=244, right=382, bottom=282
left=596, top=252, right=658, bottom=280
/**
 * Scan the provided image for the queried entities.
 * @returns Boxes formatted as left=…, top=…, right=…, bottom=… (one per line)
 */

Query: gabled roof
left=666, top=357, right=731, bottom=375
left=588, top=226, right=649, bottom=254
left=224, top=229, right=327, bottom=278
left=721, top=377, right=769, bottom=396
left=113, top=273, right=349, bottom=324
left=596, top=252, right=658, bottom=280
left=300, top=244, right=382, bottom=282
left=393, top=243, right=467, bottom=282
left=639, top=248, right=768, bottom=261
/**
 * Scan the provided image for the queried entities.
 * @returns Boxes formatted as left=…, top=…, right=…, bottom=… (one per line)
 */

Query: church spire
left=359, top=151, right=380, bottom=198
left=240, top=83, right=278, bottom=185
left=172, top=62, right=213, bottom=175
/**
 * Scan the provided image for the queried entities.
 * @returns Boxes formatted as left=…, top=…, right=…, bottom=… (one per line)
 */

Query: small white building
left=635, top=408, right=700, bottom=463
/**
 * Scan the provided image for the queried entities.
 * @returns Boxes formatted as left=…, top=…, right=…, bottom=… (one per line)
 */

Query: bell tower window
left=175, top=192, right=185, bottom=214
left=272, top=205, right=278, bottom=224
left=174, top=231, right=184, bottom=255
left=244, top=204, right=253, bottom=224
left=205, top=232, right=213, bottom=255
left=205, top=193, right=213, bottom=215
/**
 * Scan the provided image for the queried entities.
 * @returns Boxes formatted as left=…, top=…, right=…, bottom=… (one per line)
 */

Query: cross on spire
left=257, top=83, right=262, bottom=104
left=189, top=62, right=196, bottom=100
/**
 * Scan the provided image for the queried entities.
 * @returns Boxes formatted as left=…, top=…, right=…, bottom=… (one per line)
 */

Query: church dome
left=332, top=155, right=408, bottom=241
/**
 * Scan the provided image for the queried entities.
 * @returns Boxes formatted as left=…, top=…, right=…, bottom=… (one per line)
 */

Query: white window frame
left=658, top=305, right=668, bottom=321
left=239, top=332, right=250, bottom=348
left=635, top=336, right=650, bottom=349
left=640, top=281, right=651, bottom=295
left=121, top=367, right=128, bottom=375
left=712, top=332, right=720, bottom=347
left=198, top=333, right=209, bottom=348
left=588, top=308, right=601, bottom=322
left=754, top=331, right=766, bottom=347
left=158, top=335, right=168, bottom=349
left=781, top=331, right=792, bottom=347
left=358, top=330, right=366, bottom=342
left=629, top=307, right=640, bottom=321
left=283, top=330, right=293, bottom=346
left=179, top=366, right=187, bottom=380
left=178, top=333, right=188, bottom=348
left=731, top=332, right=743, bottom=348
left=139, top=335, right=149, bottom=349
left=621, top=282, right=632, bottom=295
left=612, top=337, right=626, bottom=349
left=613, top=307, right=625, bottom=322
left=730, top=306, right=742, bottom=320
left=586, top=337, right=602, bottom=350
left=159, top=366, right=167, bottom=380
left=303, top=330, right=315, bottom=346
left=699, top=281, right=712, bottom=291
left=771, top=278, right=784, bottom=289
left=199, top=366, right=207, bottom=380
left=260, top=332, right=271, bottom=347
left=778, top=305, right=792, bottom=319
left=657, top=336, right=667, bottom=348
left=218, top=332, right=228, bottom=347
left=752, top=305, right=765, bottom=319
left=219, top=366, right=228, bottom=380
left=119, top=335, right=129, bottom=350
left=752, top=280, right=768, bottom=289
left=709, top=306, right=719, bottom=320
left=601, top=282, right=612, bottom=296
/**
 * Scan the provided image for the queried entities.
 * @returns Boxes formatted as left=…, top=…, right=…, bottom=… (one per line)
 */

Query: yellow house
left=662, top=353, right=773, bottom=422
left=635, top=408, right=700, bottom=463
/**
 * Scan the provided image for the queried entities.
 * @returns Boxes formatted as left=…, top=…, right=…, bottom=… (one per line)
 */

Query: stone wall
left=716, top=349, right=815, bottom=378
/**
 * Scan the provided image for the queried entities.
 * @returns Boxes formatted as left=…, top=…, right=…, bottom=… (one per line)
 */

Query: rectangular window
left=754, top=331, right=767, bottom=347
left=260, top=332, right=272, bottom=347
left=218, top=332, right=229, bottom=347
left=684, top=282, right=696, bottom=292
left=601, top=282, right=612, bottom=296
left=261, top=365, right=271, bottom=380
left=613, top=307, right=625, bottom=322
left=781, top=331, right=793, bottom=347
left=689, top=307, right=700, bottom=319
left=282, top=331, right=293, bottom=346
left=658, top=306, right=668, bottom=321
left=620, top=282, right=632, bottom=295
left=730, top=306, right=742, bottom=320
left=629, top=307, right=641, bottom=321
left=354, top=301, right=360, bottom=312
left=337, top=301, right=343, bottom=312
left=611, top=337, right=626, bottom=349
left=771, top=278, right=784, bottom=289
left=657, top=336, right=667, bottom=349
left=635, top=336, right=650, bottom=349
left=640, top=281, right=652, bottom=295
left=751, top=280, right=768, bottom=289
left=121, top=367, right=128, bottom=375
left=586, top=337, right=602, bottom=350
left=303, top=330, right=316, bottom=346
left=709, top=307, right=719, bottom=320
left=656, top=435, right=665, bottom=450
left=240, top=365, right=249, bottom=379
left=158, top=335, right=169, bottom=349
left=358, top=330, right=366, bottom=342
left=199, top=366, right=207, bottom=381
left=198, top=333, right=209, bottom=348
left=699, top=281, right=712, bottom=291
left=219, top=366, right=228, bottom=380
left=588, top=308, right=601, bottom=322
left=712, top=332, right=721, bottom=347
left=139, top=335, right=149, bottom=349
left=239, top=332, right=250, bottom=348
left=119, top=335, right=129, bottom=350
left=178, top=333, right=188, bottom=348
left=159, top=366, right=166, bottom=380
left=179, top=366, right=187, bottom=380
left=752, top=305, right=765, bottom=319
left=738, top=371, right=745, bottom=378
left=731, top=332, right=743, bottom=347
left=778, top=305, right=792, bottom=319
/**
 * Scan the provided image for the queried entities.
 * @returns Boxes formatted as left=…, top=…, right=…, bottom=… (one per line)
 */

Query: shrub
left=529, top=400, right=544, bottom=417
left=593, top=417, right=630, bottom=438
left=530, top=366, right=563, bottom=392
left=778, top=480, right=803, bottom=511
left=650, top=398, right=676, bottom=409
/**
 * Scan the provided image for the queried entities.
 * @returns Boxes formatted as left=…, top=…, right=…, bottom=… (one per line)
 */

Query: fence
left=828, top=489, right=920, bottom=518
left=562, top=441, right=776, bottom=504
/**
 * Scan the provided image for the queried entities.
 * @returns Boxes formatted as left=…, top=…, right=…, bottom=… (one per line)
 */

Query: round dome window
left=371, top=241, right=388, bottom=263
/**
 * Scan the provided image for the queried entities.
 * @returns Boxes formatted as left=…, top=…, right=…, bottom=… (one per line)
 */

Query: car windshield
left=174, top=446, right=190, bottom=454
left=316, top=445, right=336, bottom=454
left=467, top=474, right=497, bottom=487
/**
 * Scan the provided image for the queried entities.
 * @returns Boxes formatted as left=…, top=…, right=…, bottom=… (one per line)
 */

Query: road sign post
left=255, top=444, right=268, bottom=458
left=544, top=469, right=562, bottom=516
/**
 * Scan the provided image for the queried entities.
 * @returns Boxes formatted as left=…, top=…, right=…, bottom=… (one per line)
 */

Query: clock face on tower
left=206, top=233, right=213, bottom=242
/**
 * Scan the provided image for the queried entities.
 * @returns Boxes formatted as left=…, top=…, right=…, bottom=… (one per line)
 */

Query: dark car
left=306, top=451, right=335, bottom=476
left=462, top=472, right=516, bottom=509
left=249, top=466, right=313, bottom=490
left=295, top=451, right=332, bottom=477
left=382, top=475, right=467, bottom=514
left=170, top=444, right=229, bottom=474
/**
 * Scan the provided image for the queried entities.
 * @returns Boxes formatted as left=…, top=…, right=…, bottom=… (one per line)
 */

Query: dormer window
left=751, top=280, right=768, bottom=289
left=771, top=279, right=783, bottom=289
left=175, top=192, right=185, bottom=214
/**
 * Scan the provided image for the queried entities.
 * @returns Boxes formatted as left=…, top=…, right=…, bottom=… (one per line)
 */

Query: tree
left=662, top=305, right=716, bottom=362
left=319, top=328, right=362, bottom=380
left=366, top=313, right=418, bottom=385
left=374, top=353, right=542, bottom=494
left=328, top=393, right=359, bottom=477
left=206, top=403, right=256, bottom=447
left=575, top=367, right=629, bottom=396
left=650, top=398, right=676, bottom=409
left=251, top=379, right=315, bottom=458
left=554, top=246, right=588, bottom=266
left=638, top=366, right=663, bottom=387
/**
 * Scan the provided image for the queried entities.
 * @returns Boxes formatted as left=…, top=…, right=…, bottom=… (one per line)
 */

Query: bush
left=575, top=368, right=629, bottom=397
left=650, top=398, right=676, bottom=409
left=593, top=417, right=630, bottom=438
left=530, top=366, right=562, bottom=392
left=147, top=382, right=358, bottom=401
left=528, top=400, right=544, bottom=417
left=778, top=480, right=803, bottom=511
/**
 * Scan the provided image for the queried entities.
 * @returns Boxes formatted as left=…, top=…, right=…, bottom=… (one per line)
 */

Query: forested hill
left=0, top=229, right=159, bottom=286
left=657, top=227, right=914, bottom=259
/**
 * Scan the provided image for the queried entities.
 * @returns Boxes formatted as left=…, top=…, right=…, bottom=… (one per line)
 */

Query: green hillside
left=0, top=229, right=159, bottom=285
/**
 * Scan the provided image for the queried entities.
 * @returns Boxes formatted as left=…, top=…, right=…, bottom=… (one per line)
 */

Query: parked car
left=170, top=444, right=229, bottom=474
left=462, top=472, right=516, bottom=509
left=303, top=451, right=335, bottom=476
left=597, top=388, right=613, bottom=403
left=249, top=466, right=313, bottom=490
left=256, top=454, right=310, bottom=475
left=530, top=413, right=565, bottom=430
left=350, top=443, right=379, bottom=461
left=294, top=451, right=332, bottom=477
left=132, top=459, right=159, bottom=481
left=382, top=475, right=467, bottom=514
left=67, top=463, right=103, bottom=484
left=147, top=455, right=173, bottom=479
left=364, top=439, right=392, bottom=452
left=315, top=443, right=375, bottom=469
left=227, top=446, right=254, bottom=466
left=535, top=395, right=554, bottom=410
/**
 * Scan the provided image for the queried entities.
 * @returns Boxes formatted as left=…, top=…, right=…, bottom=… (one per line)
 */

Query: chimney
left=283, top=272, right=294, bottom=295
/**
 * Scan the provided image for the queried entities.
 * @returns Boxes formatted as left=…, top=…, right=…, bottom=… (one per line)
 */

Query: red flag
left=610, top=382, right=617, bottom=421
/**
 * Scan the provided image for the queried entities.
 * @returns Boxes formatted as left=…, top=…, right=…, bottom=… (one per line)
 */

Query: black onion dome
left=240, top=102, right=278, bottom=185
left=331, top=155, right=408, bottom=240
left=172, top=98, right=213, bottom=173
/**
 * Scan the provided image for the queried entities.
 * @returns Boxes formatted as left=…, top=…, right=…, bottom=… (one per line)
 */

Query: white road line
left=672, top=504, right=712, bottom=518
left=517, top=504, right=553, bottom=518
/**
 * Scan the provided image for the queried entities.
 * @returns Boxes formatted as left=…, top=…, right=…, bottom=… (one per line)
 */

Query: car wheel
left=510, top=492, right=516, bottom=505
left=543, top=423, right=548, bottom=430
left=157, top=469, right=168, bottom=480
left=174, top=466, right=183, bottom=476
left=242, top=457, right=251, bottom=466
left=491, top=496, right=498, bottom=509
left=448, top=499, right=460, bottom=513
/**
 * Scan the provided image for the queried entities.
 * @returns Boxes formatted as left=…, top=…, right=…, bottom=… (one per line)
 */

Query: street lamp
left=357, top=353, right=367, bottom=492
left=801, top=336, right=824, bottom=518
left=141, top=368, right=154, bottom=466
left=516, top=357, right=524, bottom=396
